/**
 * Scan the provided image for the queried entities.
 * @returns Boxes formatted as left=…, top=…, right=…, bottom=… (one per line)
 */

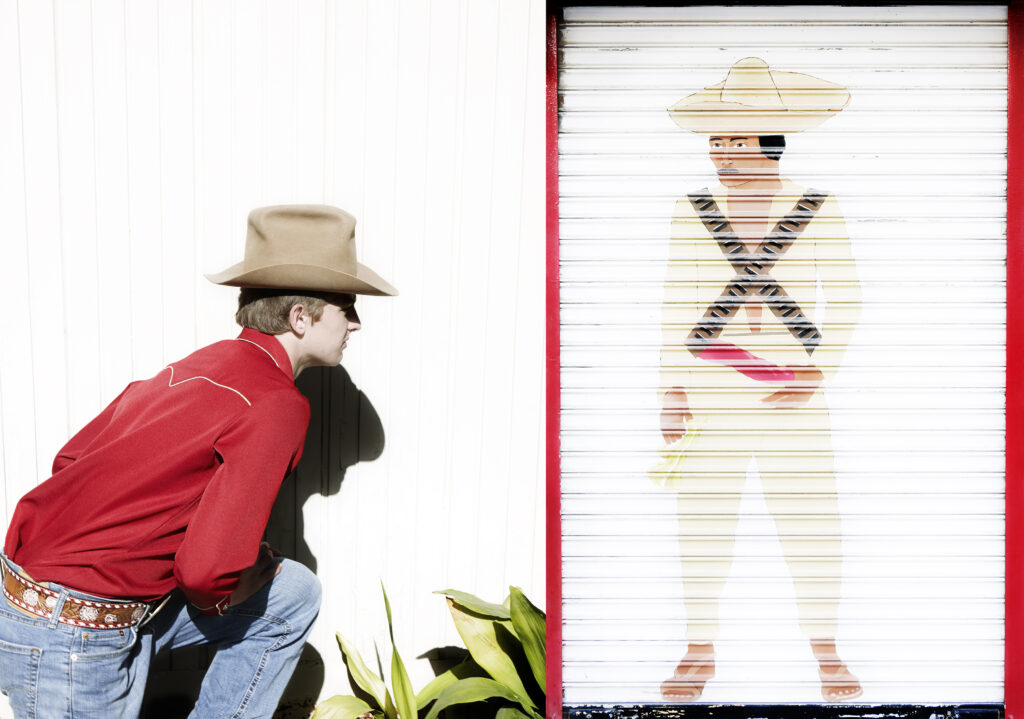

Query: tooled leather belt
left=1, top=556, right=149, bottom=629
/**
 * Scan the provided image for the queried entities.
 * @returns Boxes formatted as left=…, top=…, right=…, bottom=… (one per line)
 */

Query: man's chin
left=718, top=174, right=770, bottom=187
left=719, top=176, right=749, bottom=187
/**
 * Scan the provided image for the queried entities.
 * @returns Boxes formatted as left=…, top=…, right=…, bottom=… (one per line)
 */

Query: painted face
left=708, top=136, right=778, bottom=187
left=304, top=294, right=361, bottom=367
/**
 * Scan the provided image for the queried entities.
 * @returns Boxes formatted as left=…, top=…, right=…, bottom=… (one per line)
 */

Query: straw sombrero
left=669, top=57, right=850, bottom=135
left=206, top=204, right=397, bottom=296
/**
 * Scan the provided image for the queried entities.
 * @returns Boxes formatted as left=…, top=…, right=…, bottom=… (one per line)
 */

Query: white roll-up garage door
left=558, top=4, right=1007, bottom=707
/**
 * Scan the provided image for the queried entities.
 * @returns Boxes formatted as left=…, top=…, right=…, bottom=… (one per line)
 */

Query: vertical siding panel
left=193, top=0, right=237, bottom=349
left=294, top=1, right=327, bottom=200
left=327, top=0, right=367, bottom=207
left=411, top=0, right=462, bottom=646
left=445, top=0, right=499, bottom=595
left=475, top=0, right=527, bottom=597
left=19, top=0, right=69, bottom=474
left=53, top=0, right=102, bottom=434
left=370, top=0, right=403, bottom=627
left=92, top=0, right=135, bottom=401
left=229, top=0, right=266, bottom=213
left=506, top=0, right=547, bottom=596
left=264, top=0, right=298, bottom=199
left=157, top=0, right=196, bottom=361
left=390, top=0, right=432, bottom=648
left=0, top=0, right=36, bottom=523
left=124, top=0, right=165, bottom=377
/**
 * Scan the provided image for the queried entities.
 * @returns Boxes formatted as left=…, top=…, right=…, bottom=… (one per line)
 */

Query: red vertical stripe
left=545, top=9, right=563, bottom=719
left=1007, top=1, right=1022, bottom=716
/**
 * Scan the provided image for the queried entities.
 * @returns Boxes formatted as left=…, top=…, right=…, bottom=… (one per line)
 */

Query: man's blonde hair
left=235, top=288, right=347, bottom=334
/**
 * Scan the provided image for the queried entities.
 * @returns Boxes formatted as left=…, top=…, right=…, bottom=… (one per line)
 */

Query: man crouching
left=0, top=205, right=396, bottom=718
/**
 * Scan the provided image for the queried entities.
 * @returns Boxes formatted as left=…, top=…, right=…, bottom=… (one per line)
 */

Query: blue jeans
left=0, top=556, right=321, bottom=718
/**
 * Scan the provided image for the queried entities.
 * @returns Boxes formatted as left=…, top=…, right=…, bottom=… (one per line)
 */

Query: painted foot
left=660, top=648, right=715, bottom=702
left=818, top=662, right=863, bottom=702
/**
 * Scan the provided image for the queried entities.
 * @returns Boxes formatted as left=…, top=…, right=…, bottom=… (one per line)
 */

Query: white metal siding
left=0, top=0, right=544, bottom=714
left=559, top=5, right=1007, bottom=705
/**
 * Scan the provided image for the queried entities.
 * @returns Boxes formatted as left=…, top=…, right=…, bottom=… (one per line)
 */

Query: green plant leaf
left=382, top=584, right=418, bottom=719
left=311, top=694, right=375, bottom=719
left=435, top=589, right=511, bottom=619
left=390, top=646, right=417, bottom=719
left=445, top=598, right=535, bottom=711
left=508, top=586, right=546, bottom=695
left=373, top=644, right=398, bottom=719
left=423, top=677, right=528, bottom=719
left=336, top=632, right=387, bottom=710
left=416, top=659, right=488, bottom=710
left=495, top=707, right=536, bottom=719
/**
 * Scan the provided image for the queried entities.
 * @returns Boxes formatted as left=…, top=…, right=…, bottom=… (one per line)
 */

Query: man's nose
left=346, top=307, right=361, bottom=330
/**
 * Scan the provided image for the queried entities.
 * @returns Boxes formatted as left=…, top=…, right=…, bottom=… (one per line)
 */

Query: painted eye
left=734, top=142, right=747, bottom=148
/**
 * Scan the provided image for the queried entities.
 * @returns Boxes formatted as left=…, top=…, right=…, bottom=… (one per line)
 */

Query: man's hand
left=661, top=388, right=694, bottom=444
left=761, top=365, right=824, bottom=408
left=228, top=542, right=283, bottom=608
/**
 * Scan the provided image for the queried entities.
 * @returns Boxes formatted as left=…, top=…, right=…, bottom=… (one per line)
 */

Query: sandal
left=819, top=663, right=863, bottom=702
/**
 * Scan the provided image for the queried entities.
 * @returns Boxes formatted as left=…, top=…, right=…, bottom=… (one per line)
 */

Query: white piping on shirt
left=234, top=338, right=281, bottom=368
left=165, top=366, right=252, bottom=406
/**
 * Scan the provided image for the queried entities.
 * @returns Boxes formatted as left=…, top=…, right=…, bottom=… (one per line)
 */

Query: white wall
left=0, top=0, right=545, bottom=712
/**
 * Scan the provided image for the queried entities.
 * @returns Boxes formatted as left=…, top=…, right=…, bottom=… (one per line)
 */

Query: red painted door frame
left=1005, top=1, right=1022, bottom=716
left=547, top=3, right=1024, bottom=717
left=545, top=9, right=562, bottom=719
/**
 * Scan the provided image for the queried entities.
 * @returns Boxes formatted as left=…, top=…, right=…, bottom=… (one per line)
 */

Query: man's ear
left=288, top=303, right=308, bottom=336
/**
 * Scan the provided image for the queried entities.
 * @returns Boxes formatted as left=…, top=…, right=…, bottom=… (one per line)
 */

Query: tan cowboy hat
left=206, top=204, right=398, bottom=296
left=668, top=57, right=850, bottom=134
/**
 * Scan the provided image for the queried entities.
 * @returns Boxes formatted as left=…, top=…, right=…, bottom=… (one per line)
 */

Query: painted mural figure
left=653, top=58, right=863, bottom=702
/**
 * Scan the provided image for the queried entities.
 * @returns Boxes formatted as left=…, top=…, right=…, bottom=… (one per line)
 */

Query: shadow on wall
left=141, top=365, right=385, bottom=719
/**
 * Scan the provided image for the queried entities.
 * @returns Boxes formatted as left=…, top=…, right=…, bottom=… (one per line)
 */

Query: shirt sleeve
left=813, top=194, right=862, bottom=382
left=51, top=384, right=136, bottom=475
left=173, top=390, right=310, bottom=614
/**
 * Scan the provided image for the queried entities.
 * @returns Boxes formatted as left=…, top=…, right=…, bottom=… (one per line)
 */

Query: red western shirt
left=4, top=329, right=309, bottom=614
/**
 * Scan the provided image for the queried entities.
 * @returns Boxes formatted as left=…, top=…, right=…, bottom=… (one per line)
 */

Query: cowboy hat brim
left=205, top=261, right=398, bottom=296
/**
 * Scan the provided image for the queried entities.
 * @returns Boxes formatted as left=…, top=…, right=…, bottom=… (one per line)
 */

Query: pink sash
left=697, top=342, right=795, bottom=383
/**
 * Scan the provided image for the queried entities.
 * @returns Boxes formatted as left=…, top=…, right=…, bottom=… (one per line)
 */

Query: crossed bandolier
left=686, top=189, right=827, bottom=357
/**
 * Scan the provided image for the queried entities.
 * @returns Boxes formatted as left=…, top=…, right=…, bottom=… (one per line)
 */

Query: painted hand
left=661, top=388, right=694, bottom=443
left=761, top=365, right=824, bottom=408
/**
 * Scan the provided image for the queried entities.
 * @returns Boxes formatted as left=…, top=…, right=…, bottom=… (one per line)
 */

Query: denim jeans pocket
left=75, top=624, right=138, bottom=662
left=0, top=635, right=42, bottom=716
left=68, top=626, right=142, bottom=718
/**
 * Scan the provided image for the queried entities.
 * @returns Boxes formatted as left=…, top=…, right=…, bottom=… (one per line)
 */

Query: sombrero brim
left=668, top=101, right=845, bottom=134
left=669, top=70, right=850, bottom=134
left=205, top=261, right=398, bottom=297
